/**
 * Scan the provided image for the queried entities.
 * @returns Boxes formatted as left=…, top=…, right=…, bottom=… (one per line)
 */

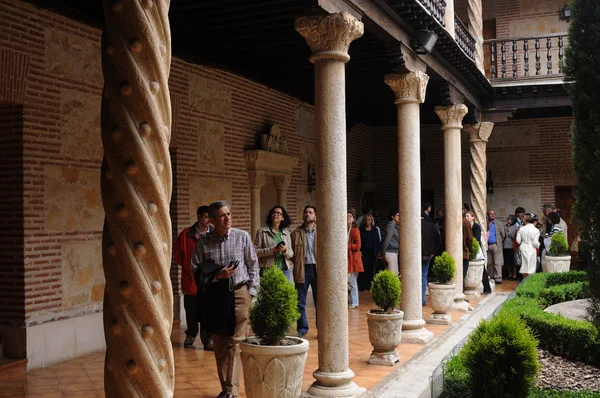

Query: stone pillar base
left=303, top=370, right=366, bottom=398
left=452, top=299, right=473, bottom=312
left=427, top=313, right=452, bottom=325
left=401, top=324, right=434, bottom=344
left=368, top=350, right=400, bottom=366
left=464, top=290, right=481, bottom=300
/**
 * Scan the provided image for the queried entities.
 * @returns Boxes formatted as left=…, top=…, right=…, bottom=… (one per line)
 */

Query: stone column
left=467, top=0, right=485, bottom=73
left=101, top=1, right=174, bottom=397
left=465, top=122, right=494, bottom=252
left=445, top=0, right=456, bottom=39
left=274, top=175, right=291, bottom=208
left=296, top=13, right=365, bottom=398
left=435, top=104, right=469, bottom=312
left=384, top=72, right=434, bottom=344
left=248, top=171, right=266, bottom=237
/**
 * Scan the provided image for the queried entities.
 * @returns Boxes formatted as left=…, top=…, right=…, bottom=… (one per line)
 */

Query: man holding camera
left=191, top=201, right=259, bottom=398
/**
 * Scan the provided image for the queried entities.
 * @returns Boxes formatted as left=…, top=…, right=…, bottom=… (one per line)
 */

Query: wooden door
left=555, top=186, right=577, bottom=245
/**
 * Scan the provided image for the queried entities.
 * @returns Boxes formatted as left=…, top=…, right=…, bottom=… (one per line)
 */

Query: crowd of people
left=172, top=200, right=573, bottom=398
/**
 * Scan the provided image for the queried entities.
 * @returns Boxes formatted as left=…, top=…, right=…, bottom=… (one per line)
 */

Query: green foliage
left=432, top=252, right=456, bottom=284
left=538, top=282, right=588, bottom=308
left=444, top=355, right=472, bottom=398
left=370, top=270, right=401, bottom=312
left=549, top=232, right=569, bottom=256
left=545, top=271, right=588, bottom=287
left=469, top=238, right=480, bottom=260
left=461, top=314, right=540, bottom=398
left=528, top=388, right=600, bottom=397
left=515, top=273, right=548, bottom=298
left=565, top=0, right=600, bottom=330
left=249, top=267, right=300, bottom=346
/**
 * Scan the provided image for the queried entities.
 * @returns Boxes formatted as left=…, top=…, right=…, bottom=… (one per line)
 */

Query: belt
left=305, top=263, right=316, bottom=267
left=233, top=282, right=247, bottom=290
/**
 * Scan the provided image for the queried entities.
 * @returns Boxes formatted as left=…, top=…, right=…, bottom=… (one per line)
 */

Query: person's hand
left=272, top=244, right=286, bottom=253
left=217, top=265, right=236, bottom=280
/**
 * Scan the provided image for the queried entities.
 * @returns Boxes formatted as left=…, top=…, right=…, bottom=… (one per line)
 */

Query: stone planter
left=240, top=336, right=309, bottom=398
left=366, top=310, right=404, bottom=366
left=426, top=283, right=455, bottom=325
left=543, top=253, right=571, bottom=273
left=464, top=259, right=484, bottom=297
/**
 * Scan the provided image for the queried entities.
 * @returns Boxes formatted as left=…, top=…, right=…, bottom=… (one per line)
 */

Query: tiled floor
left=1, top=281, right=518, bottom=397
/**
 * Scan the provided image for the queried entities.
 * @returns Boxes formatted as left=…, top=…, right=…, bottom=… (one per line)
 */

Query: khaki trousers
left=212, top=285, right=252, bottom=396
left=487, top=243, right=504, bottom=280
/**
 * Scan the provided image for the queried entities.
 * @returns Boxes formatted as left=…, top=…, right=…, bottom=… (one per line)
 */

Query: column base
left=401, top=319, right=434, bottom=344
left=303, top=374, right=366, bottom=398
left=464, top=290, right=481, bottom=301
left=368, top=350, right=400, bottom=366
left=427, top=312, right=452, bottom=325
left=452, top=299, right=473, bottom=312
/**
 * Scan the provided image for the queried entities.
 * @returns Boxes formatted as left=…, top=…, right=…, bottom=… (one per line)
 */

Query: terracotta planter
left=240, top=337, right=309, bottom=398
left=542, top=253, right=571, bottom=273
left=366, top=310, right=404, bottom=366
left=464, top=259, right=484, bottom=297
left=426, top=283, right=455, bottom=325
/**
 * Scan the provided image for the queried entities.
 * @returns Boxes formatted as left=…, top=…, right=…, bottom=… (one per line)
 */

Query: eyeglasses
left=272, top=211, right=283, bottom=216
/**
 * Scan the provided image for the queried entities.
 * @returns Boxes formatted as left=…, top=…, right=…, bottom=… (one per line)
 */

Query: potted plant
left=367, top=270, right=403, bottom=366
left=427, top=252, right=456, bottom=325
left=240, top=267, right=308, bottom=398
left=543, top=231, right=571, bottom=273
left=464, top=238, right=485, bottom=297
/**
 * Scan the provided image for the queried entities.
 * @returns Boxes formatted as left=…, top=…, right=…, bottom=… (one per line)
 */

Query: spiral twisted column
left=465, top=122, right=494, bottom=257
left=100, top=1, right=174, bottom=397
left=384, top=71, right=434, bottom=344
left=296, top=12, right=365, bottom=398
left=467, top=0, right=485, bottom=73
left=435, top=104, right=469, bottom=311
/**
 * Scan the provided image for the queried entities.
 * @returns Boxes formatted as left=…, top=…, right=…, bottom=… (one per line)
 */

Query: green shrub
left=549, top=232, right=569, bottom=256
left=432, top=252, right=456, bottom=284
left=249, top=267, right=300, bottom=345
left=528, top=388, right=600, bottom=397
left=515, top=273, right=548, bottom=298
left=469, top=238, right=480, bottom=260
left=444, top=355, right=471, bottom=398
left=538, top=282, right=588, bottom=308
left=545, top=271, right=588, bottom=287
left=370, top=270, right=401, bottom=312
left=461, top=315, right=540, bottom=398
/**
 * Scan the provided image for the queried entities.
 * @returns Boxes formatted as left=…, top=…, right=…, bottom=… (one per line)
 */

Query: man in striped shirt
left=191, top=200, right=259, bottom=398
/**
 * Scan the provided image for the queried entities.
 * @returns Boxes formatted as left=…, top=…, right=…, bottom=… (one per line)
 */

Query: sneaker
left=297, top=332, right=307, bottom=338
left=495, top=279, right=503, bottom=285
left=348, top=305, right=358, bottom=309
left=184, top=335, right=195, bottom=348
left=203, top=340, right=214, bottom=351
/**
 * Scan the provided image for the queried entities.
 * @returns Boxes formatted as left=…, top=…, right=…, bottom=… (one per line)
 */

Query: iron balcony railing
left=454, top=16, right=475, bottom=60
left=416, top=0, right=447, bottom=27
left=485, top=33, right=568, bottom=79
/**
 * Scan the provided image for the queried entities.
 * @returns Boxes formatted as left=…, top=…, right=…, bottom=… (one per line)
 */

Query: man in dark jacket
left=421, top=210, right=441, bottom=306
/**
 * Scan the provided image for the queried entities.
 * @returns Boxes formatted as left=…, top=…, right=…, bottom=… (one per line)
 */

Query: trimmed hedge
left=545, top=271, right=588, bottom=287
left=515, top=273, right=548, bottom=298
left=528, top=389, right=600, bottom=398
left=538, top=282, right=588, bottom=308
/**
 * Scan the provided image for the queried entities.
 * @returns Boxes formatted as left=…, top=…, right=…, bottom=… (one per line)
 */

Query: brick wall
left=0, top=103, right=24, bottom=327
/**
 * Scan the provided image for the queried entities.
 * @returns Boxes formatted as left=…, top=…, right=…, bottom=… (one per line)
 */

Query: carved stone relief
left=295, top=12, right=364, bottom=55
left=188, top=74, right=232, bottom=118
left=261, top=124, right=289, bottom=154
left=188, top=176, right=232, bottom=225
left=197, top=119, right=225, bottom=171
left=61, top=241, right=104, bottom=309
left=61, top=89, right=102, bottom=160
left=45, top=28, right=102, bottom=84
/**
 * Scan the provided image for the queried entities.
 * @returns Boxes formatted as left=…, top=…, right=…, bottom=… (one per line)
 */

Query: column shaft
left=445, top=0, right=456, bottom=38
left=296, top=13, right=365, bottom=397
left=251, top=188, right=261, bottom=236
left=467, top=0, right=485, bottom=73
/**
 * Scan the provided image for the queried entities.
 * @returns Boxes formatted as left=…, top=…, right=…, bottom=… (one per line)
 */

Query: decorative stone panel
left=487, top=186, right=541, bottom=218
left=520, top=0, right=568, bottom=16
left=44, top=166, right=102, bottom=233
left=188, top=176, right=232, bottom=225
left=61, top=241, right=104, bottom=309
left=45, top=28, right=102, bottom=84
left=487, top=124, right=539, bottom=149
left=60, top=89, right=102, bottom=160
left=509, top=16, right=568, bottom=37
left=197, top=119, right=225, bottom=171
left=487, top=151, right=529, bottom=183
left=188, top=75, right=232, bottom=118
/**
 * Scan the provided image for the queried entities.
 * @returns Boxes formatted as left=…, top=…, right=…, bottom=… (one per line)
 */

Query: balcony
left=455, top=16, right=475, bottom=60
left=484, top=33, right=568, bottom=86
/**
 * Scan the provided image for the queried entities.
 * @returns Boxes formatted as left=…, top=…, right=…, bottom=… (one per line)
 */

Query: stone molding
left=384, top=71, right=429, bottom=105
left=435, top=104, right=468, bottom=130
left=100, top=1, right=174, bottom=396
left=248, top=170, right=266, bottom=189
left=244, top=149, right=299, bottom=175
left=0, top=49, right=30, bottom=104
left=295, top=12, right=364, bottom=61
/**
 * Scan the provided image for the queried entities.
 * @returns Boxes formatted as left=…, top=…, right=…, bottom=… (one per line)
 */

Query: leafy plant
left=549, top=231, right=569, bottom=256
left=469, top=238, right=480, bottom=260
left=461, top=314, right=540, bottom=398
left=431, top=252, right=456, bottom=284
left=444, top=355, right=471, bottom=398
left=538, top=282, right=588, bottom=308
left=370, top=270, right=401, bottom=312
left=545, top=270, right=587, bottom=287
left=565, top=0, right=600, bottom=330
left=249, top=267, right=300, bottom=345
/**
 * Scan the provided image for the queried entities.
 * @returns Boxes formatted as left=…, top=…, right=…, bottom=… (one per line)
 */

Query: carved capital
left=465, top=122, right=494, bottom=143
left=295, top=13, right=364, bottom=61
left=435, top=104, right=469, bottom=130
left=274, top=175, right=291, bottom=191
left=384, top=71, right=429, bottom=104
left=248, top=171, right=266, bottom=189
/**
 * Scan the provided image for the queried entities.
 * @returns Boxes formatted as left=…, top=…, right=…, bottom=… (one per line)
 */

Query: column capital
left=274, top=175, right=291, bottom=191
left=295, top=12, right=364, bottom=63
left=384, top=71, right=430, bottom=104
left=465, top=122, right=494, bottom=143
left=435, top=104, right=468, bottom=130
left=248, top=171, right=266, bottom=189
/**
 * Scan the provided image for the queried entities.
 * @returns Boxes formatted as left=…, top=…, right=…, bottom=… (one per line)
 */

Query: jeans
left=183, top=295, right=211, bottom=345
left=296, top=264, right=317, bottom=334
left=260, top=267, right=293, bottom=283
left=422, top=258, right=431, bottom=305
left=348, top=272, right=359, bottom=307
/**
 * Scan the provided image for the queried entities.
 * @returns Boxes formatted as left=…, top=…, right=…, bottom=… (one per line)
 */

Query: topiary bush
left=444, top=355, right=471, bottom=398
left=549, top=232, right=569, bottom=256
left=538, top=282, right=588, bottom=308
left=432, top=252, right=456, bottom=284
left=461, top=314, right=540, bottom=398
left=545, top=271, right=588, bottom=287
left=249, top=267, right=300, bottom=345
left=370, top=270, right=401, bottom=313
left=516, top=273, right=548, bottom=298
left=469, top=238, right=480, bottom=260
